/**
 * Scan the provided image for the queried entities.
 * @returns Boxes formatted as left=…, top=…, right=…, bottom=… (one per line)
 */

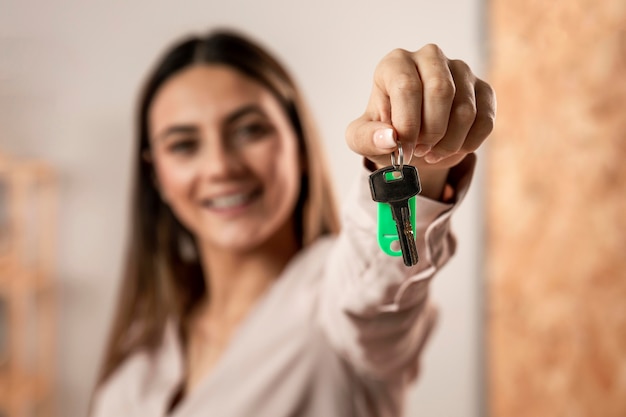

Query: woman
left=91, top=29, right=495, bottom=416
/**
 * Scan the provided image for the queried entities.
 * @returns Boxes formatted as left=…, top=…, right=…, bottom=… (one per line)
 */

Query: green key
left=368, top=142, right=422, bottom=266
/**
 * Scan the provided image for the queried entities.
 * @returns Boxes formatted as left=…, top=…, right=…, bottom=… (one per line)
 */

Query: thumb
left=345, top=117, right=414, bottom=166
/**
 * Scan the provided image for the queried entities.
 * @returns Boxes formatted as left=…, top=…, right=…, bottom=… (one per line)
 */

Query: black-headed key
left=369, top=165, right=422, bottom=266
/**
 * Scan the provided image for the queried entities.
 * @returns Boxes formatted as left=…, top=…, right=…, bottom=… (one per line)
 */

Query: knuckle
left=477, top=78, right=495, bottom=94
left=462, top=140, right=482, bottom=153
left=454, top=102, right=477, bottom=125
left=389, top=47, right=410, bottom=58
left=382, top=48, right=411, bottom=65
left=392, top=73, right=422, bottom=94
left=399, top=119, right=421, bottom=132
left=477, top=79, right=497, bottom=109
left=477, top=112, right=496, bottom=135
left=450, top=59, right=472, bottom=75
left=425, top=77, right=455, bottom=101
left=462, top=114, right=495, bottom=152
left=420, top=128, right=447, bottom=143
left=421, top=43, right=444, bottom=57
left=434, top=142, right=461, bottom=154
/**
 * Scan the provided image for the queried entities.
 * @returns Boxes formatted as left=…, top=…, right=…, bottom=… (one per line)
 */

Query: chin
left=201, top=227, right=271, bottom=254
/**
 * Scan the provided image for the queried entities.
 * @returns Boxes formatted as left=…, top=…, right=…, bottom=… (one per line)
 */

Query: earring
left=179, top=232, right=198, bottom=262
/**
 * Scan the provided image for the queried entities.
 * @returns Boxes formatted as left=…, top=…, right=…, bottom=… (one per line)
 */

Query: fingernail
left=424, top=152, right=443, bottom=164
left=373, top=128, right=396, bottom=149
left=413, top=144, right=432, bottom=157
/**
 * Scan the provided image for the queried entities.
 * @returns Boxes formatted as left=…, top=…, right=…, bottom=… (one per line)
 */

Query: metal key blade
left=369, top=165, right=422, bottom=266
left=389, top=202, right=419, bottom=266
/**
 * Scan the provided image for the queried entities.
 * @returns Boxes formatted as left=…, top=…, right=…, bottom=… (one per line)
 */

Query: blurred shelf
left=0, top=264, right=54, bottom=297
left=0, top=372, right=51, bottom=406
left=0, top=151, right=57, bottom=417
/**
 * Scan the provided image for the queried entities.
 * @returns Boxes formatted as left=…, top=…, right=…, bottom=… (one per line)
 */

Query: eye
left=231, top=122, right=274, bottom=144
left=168, top=138, right=199, bottom=155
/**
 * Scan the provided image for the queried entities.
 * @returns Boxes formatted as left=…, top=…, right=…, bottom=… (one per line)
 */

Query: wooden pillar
left=0, top=155, right=57, bottom=417
left=487, top=1, right=626, bottom=416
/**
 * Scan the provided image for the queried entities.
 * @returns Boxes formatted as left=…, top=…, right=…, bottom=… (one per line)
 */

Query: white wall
left=0, top=1, right=485, bottom=416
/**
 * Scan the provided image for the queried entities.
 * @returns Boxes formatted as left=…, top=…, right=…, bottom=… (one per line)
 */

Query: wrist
left=416, top=166, right=450, bottom=201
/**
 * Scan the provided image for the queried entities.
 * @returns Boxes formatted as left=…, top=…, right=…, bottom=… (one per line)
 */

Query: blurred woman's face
left=148, top=65, right=301, bottom=253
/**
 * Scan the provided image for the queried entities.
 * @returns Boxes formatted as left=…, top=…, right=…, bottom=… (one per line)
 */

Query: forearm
left=318, top=155, right=475, bottom=381
left=317, top=166, right=462, bottom=380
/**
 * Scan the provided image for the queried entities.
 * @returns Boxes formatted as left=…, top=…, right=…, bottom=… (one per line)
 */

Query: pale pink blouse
left=91, top=155, right=475, bottom=417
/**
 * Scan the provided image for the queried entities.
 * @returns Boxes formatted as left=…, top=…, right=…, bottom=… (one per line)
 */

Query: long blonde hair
left=95, top=29, right=340, bottom=388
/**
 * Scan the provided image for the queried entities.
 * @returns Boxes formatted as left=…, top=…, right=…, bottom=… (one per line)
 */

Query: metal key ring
left=390, top=140, right=404, bottom=170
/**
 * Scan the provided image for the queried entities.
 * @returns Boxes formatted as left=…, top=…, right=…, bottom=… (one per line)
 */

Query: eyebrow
left=156, top=105, right=268, bottom=142
left=223, top=104, right=267, bottom=126
left=156, top=125, right=198, bottom=142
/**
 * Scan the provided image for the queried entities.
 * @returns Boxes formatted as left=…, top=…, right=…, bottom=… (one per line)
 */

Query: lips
left=202, top=188, right=261, bottom=211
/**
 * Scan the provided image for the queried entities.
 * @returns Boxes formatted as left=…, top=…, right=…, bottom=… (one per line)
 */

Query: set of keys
left=368, top=142, right=422, bottom=266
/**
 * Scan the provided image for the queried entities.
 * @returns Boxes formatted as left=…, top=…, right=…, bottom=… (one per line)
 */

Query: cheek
left=270, top=141, right=302, bottom=202
left=245, top=136, right=301, bottom=204
left=154, top=158, right=197, bottom=201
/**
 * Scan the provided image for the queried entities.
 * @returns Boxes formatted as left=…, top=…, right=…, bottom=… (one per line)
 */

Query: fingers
left=372, top=49, right=423, bottom=155
left=462, top=79, right=496, bottom=152
left=368, top=45, right=458, bottom=161
left=346, top=44, right=496, bottom=170
left=420, top=61, right=496, bottom=164
left=412, top=44, right=455, bottom=153
left=425, top=59, right=477, bottom=163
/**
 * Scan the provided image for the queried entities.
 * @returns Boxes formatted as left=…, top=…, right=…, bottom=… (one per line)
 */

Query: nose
left=200, top=138, right=243, bottom=180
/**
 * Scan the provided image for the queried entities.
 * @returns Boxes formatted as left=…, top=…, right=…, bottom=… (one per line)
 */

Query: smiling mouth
left=202, top=189, right=261, bottom=210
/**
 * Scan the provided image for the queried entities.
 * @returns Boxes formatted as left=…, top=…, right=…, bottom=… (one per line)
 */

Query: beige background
left=0, top=1, right=485, bottom=416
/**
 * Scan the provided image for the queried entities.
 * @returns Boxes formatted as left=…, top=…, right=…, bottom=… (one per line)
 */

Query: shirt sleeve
left=317, top=154, right=476, bottom=383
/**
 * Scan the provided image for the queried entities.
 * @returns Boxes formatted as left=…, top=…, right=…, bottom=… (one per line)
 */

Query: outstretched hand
left=346, top=44, right=496, bottom=176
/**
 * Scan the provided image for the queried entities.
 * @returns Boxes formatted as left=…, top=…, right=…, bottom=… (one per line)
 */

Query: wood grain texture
left=487, top=1, right=626, bottom=416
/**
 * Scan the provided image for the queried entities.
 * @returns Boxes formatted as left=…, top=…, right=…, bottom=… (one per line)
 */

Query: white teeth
left=209, top=193, right=250, bottom=209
